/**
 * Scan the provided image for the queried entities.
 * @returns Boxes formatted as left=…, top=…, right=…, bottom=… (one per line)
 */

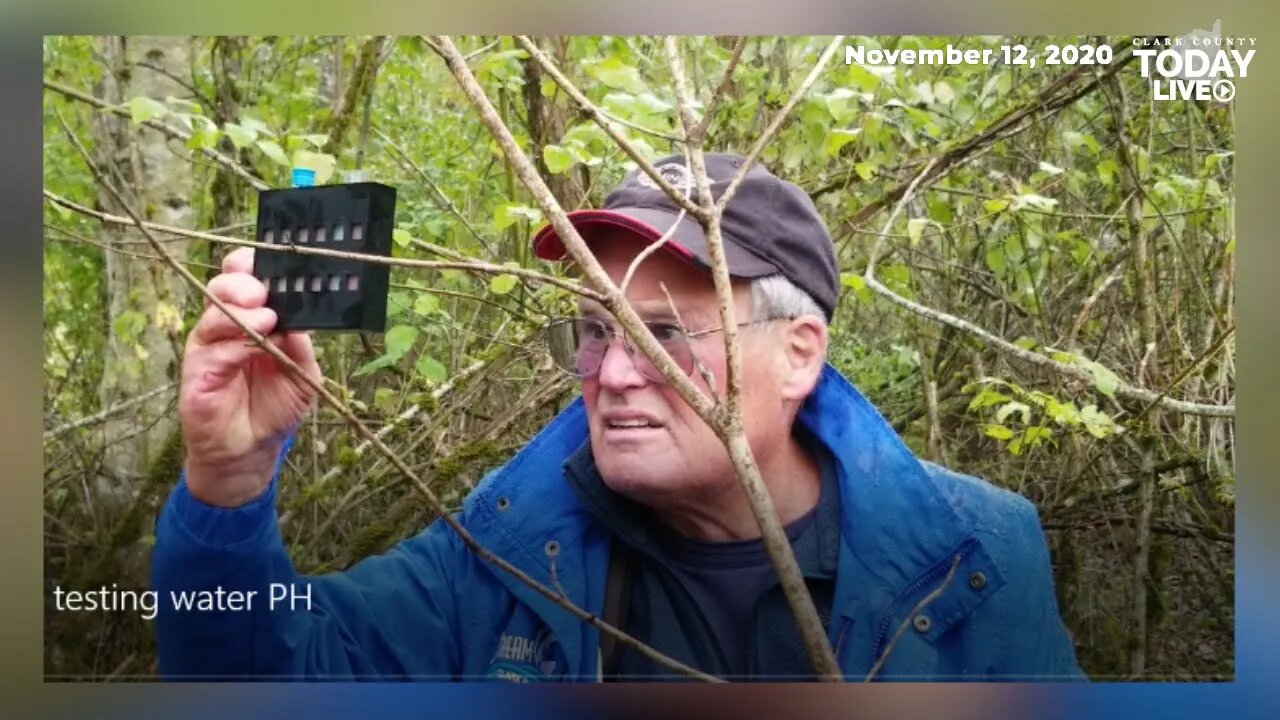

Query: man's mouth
left=606, top=418, right=663, bottom=429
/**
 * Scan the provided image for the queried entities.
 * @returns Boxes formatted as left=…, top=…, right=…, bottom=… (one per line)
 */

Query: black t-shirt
left=563, top=427, right=841, bottom=680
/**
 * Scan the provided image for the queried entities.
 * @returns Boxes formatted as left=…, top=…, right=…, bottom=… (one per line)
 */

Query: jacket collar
left=463, top=364, right=1001, bottom=673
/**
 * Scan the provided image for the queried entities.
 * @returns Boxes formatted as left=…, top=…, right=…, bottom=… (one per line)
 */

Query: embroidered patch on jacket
left=487, top=627, right=563, bottom=682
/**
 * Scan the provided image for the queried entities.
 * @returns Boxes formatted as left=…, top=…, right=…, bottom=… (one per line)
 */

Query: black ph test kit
left=252, top=167, right=397, bottom=332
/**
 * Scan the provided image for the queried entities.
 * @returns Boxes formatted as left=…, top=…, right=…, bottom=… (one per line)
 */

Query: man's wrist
left=183, top=446, right=280, bottom=508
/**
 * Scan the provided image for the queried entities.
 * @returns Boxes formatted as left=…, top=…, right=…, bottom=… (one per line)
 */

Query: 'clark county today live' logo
left=1135, top=20, right=1254, bottom=102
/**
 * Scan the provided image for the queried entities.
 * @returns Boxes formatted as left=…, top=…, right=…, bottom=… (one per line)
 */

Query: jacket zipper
left=868, top=539, right=976, bottom=668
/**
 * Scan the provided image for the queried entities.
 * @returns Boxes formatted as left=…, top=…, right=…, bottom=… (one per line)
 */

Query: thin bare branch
left=511, top=36, right=705, bottom=219
left=714, top=36, right=844, bottom=214
left=865, top=158, right=938, bottom=279
left=619, top=147, right=693, bottom=295
left=428, top=35, right=721, bottom=426
left=666, top=36, right=842, bottom=681
left=43, top=190, right=600, bottom=303
left=373, top=126, right=498, bottom=258
left=860, top=274, right=1234, bottom=417
left=690, top=36, right=748, bottom=143
left=43, top=78, right=269, bottom=191
left=865, top=553, right=962, bottom=681
left=44, top=382, right=178, bottom=441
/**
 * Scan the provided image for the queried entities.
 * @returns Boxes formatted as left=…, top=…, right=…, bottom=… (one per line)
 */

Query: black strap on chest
left=599, top=542, right=635, bottom=680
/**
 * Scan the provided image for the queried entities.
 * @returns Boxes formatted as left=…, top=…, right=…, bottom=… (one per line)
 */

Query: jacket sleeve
left=150, top=438, right=465, bottom=679
left=1005, top=496, right=1087, bottom=681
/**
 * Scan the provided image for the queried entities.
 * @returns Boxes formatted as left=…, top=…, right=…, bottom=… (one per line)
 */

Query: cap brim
left=531, top=207, right=779, bottom=278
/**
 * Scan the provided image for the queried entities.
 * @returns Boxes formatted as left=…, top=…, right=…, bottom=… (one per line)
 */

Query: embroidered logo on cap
left=636, top=162, right=693, bottom=193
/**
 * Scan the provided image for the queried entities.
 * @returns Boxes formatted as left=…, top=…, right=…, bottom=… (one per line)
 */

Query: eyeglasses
left=544, top=316, right=787, bottom=383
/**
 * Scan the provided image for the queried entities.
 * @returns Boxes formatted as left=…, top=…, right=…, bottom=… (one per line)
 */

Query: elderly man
left=152, top=153, right=1082, bottom=681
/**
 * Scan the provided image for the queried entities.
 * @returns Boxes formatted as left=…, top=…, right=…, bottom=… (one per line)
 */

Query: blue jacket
left=152, top=365, right=1083, bottom=681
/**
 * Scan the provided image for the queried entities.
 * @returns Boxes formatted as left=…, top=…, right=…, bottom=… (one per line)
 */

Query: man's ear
left=777, top=315, right=828, bottom=402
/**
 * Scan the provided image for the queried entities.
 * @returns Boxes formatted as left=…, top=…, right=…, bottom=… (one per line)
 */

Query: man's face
left=578, top=231, right=792, bottom=507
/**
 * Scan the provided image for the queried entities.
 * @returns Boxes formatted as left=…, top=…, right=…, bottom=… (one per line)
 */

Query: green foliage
left=354, top=325, right=419, bottom=376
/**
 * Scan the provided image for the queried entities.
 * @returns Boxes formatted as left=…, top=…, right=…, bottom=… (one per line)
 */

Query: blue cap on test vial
left=291, top=167, right=316, bottom=188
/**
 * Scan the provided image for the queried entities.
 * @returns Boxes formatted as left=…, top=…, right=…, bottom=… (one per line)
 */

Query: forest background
left=41, top=35, right=1236, bottom=680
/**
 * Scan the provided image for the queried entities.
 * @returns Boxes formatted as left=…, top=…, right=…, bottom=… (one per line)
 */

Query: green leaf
left=823, top=128, right=861, bottom=157
left=821, top=88, right=861, bottom=123
left=494, top=202, right=543, bottom=231
left=1007, top=436, right=1024, bottom=456
left=1080, top=404, right=1119, bottom=438
left=127, top=96, right=168, bottom=123
left=1013, top=336, right=1039, bottom=351
left=1024, top=426, right=1054, bottom=445
left=292, top=150, right=336, bottom=184
left=907, top=218, right=928, bottom=245
left=983, top=424, right=1014, bottom=441
left=844, top=62, right=884, bottom=91
left=239, top=116, right=275, bottom=139
left=298, top=133, right=329, bottom=149
left=1096, top=159, right=1118, bottom=186
left=562, top=122, right=609, bottom=151
left=386, top=290, right=410, bottom=317
left=587, top=56, right=646, bottom=93
left=384, top=325, right=419, bottom=358
left=543, top=144, right=576, bottom=174
left=985, top=246, right=1007, bottom=275
left=255, top=140, right=290, bottom=167
left=968, top=388, right=1012, bottom=411
left=354, top=354, right=397, bottom=377
left=540, top=77, right=557, bottom=98
left=983, top=198, right=1010, bottom=214
left=839, top=272, right=871, bottom=302
left=392, top=228, right=412, bottom=248
left=415, top=354, right=447, bottom=383
left=186, top=127, right=220, bottom=150
left=840, top=273, right=865, bottom=290
left=1011, top=194, right=1059, bottom=212
left=222, top=122, right=256, bottom=149
left=413, top=292, right=440, bottom=315
left=634, top=92, right=673, bottom=115
left=112, top=310, right=147, bottom=341
left=164, top=95, right=201, bottom=112
left=1083, top=360, right=1120, bottom=397
left=373, top=387, right=397, bottom=413
left=489, top=274, right=518, bottom=295
left=855, top=162, right=877, bottom=181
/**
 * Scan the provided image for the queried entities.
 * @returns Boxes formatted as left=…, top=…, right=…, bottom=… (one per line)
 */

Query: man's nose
left=596, top=338, right=648, bottom=391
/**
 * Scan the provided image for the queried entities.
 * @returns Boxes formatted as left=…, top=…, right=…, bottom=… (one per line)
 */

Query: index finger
left=221, top=246, right=255, bottom=275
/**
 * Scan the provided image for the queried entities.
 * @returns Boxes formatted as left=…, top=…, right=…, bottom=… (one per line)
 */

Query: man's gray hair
left=748, top=274, right=827, bottom=326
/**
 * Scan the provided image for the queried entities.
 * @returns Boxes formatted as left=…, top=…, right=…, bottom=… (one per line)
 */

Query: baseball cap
left=531, top=152, right=839, bottom=320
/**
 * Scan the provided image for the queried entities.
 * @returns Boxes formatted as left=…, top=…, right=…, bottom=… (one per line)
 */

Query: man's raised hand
left=178, top=247, right=322, bottom=507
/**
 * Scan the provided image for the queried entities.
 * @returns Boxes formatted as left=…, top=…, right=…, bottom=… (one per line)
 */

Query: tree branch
left=865, top=553, right=962, bottom=681
left=373, top=126, right=499, bottom=259
left=860, top=273, right=1234, bottom=417
left=511, top=36, right=705, bottom=219
left=43, top=78, right=270, bottom=191
left=714, top=36, right=845, bottom=214
left=428, top=35, right=721, bottom=424
left=44, top=382, right=178, bottom=441
left=43, top=190, right=600, bottom=303
left=666, top=36, right=842, bottom=680
left=57, top=101, right=720, bottom=684
left=690, top=36, right=748, bottom=143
